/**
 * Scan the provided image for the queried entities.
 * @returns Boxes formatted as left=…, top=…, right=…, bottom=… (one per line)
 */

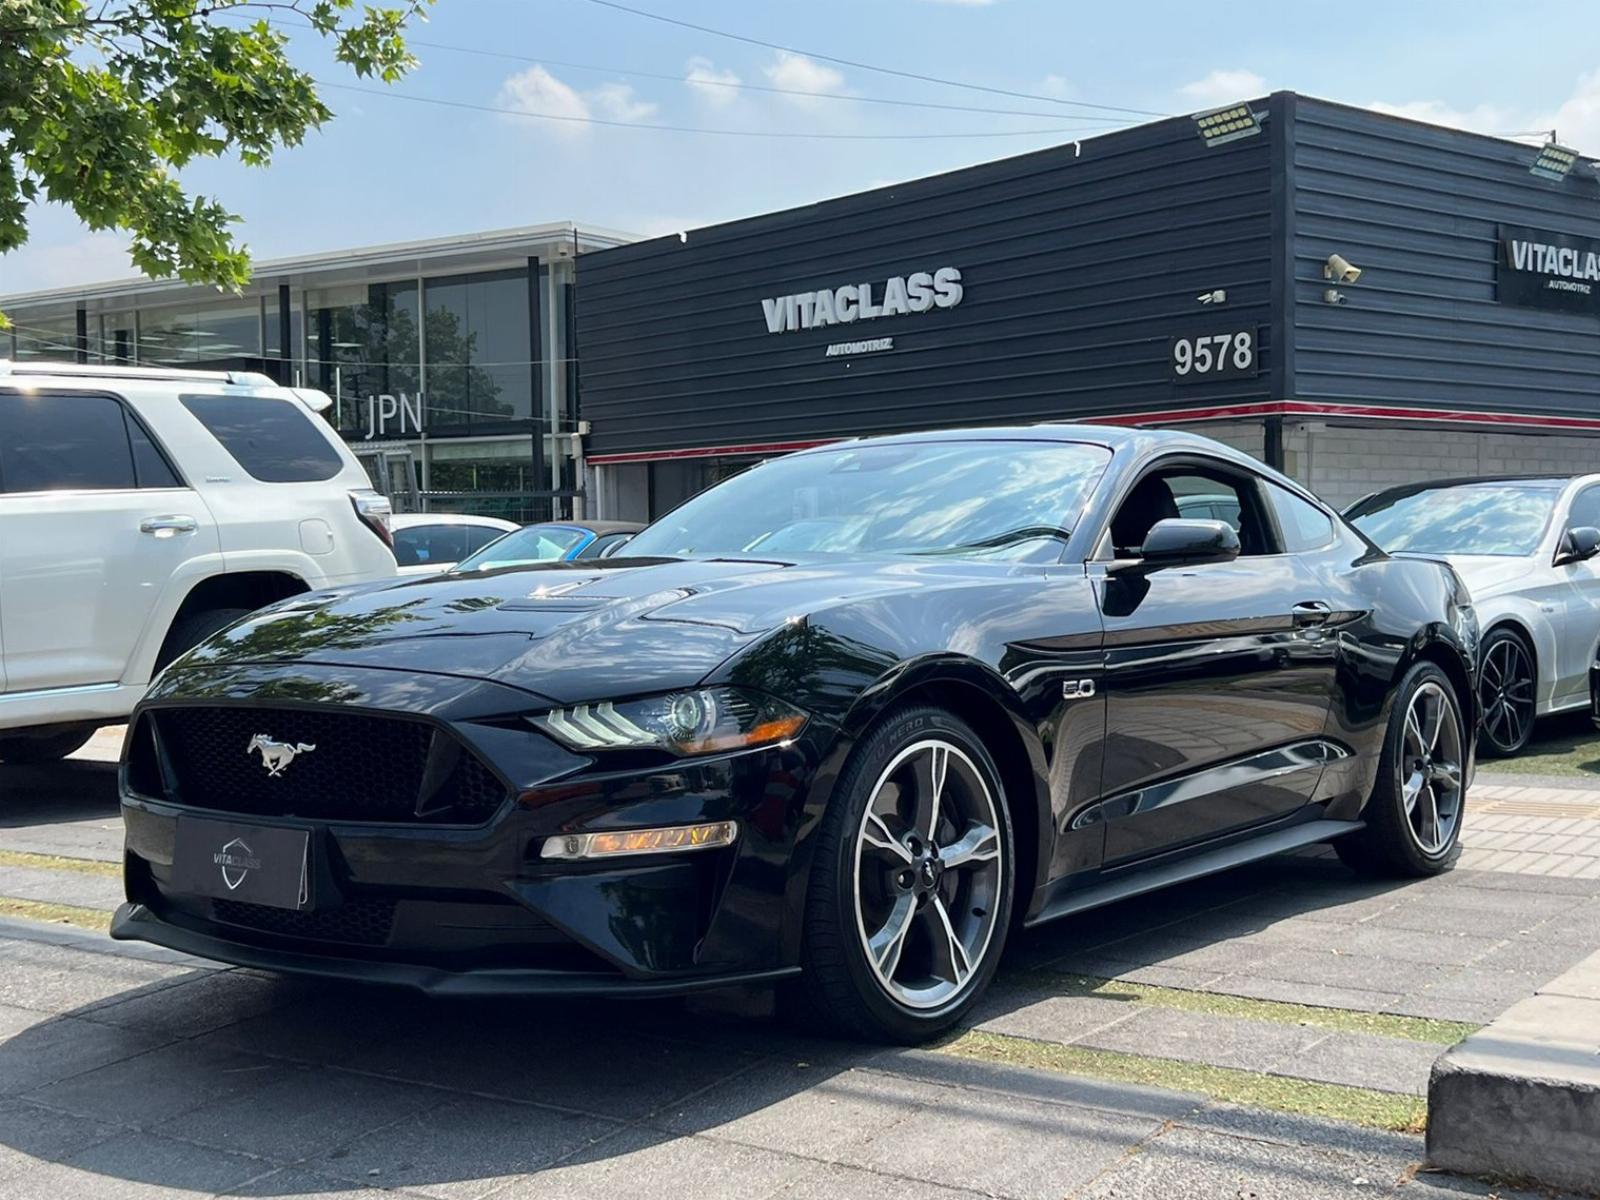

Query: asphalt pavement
left=0, top=728, right=1596, bottom=1198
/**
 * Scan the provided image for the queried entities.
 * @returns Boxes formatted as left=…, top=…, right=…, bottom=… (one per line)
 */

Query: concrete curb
left=1426, top=950, right=1600, bottom=1195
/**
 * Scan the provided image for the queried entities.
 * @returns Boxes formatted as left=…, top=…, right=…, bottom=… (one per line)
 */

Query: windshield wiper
left=907, top=526, right=1073, bottom=556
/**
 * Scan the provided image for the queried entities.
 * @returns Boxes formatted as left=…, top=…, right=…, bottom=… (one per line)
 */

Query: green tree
left=0, top=0, right=432, bottom=323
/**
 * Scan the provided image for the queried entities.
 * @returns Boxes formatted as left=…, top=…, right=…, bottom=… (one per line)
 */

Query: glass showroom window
left=138, top=299, right=261, bottom=363
left=95, top=311, right=137, bottom=364
left=423, top=269, right=533, bottom=433
left=10, top=310, right=78, bottom=360
left=306, top=281, right=421, bottom=439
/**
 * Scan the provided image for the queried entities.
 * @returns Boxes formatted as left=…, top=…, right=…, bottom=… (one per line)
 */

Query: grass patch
left=941, top=1029, right=1429, bottom=1133
left=1034, top=971, right=1479, bottom=1045
left=0, top=848, right=120, bottom=878
left=0, top=896, right=112, bottom=931
left=1475, top=711, right=1600, bottom=778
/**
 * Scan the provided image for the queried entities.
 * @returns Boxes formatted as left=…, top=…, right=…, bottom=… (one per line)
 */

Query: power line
left=404, top=39, right=1127, bottom=125
left=579, top=0, right=1170, bottom=119
left=315, top=80, right=1108, bottom=140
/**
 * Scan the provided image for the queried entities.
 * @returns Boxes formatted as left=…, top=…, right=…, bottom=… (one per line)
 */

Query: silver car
left=1347, top=475, right=1600, bottom=756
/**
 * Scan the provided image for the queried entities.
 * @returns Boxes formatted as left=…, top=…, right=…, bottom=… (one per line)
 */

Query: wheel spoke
left=862, top=812, right=912, bottom=864
left=940, top=822, right=999, bottom=871
left=1402, top=767, right=1426, bottom=813
left=925, top=897, right=973, bottom=987
left=1417, top=784, right=1441, bottom=851
left=869, top=893, right=917, bottom=981
left=1422, top=691, right=1444, bottom=750
left=909, top=743, right=949, bottom=841
left=1405, top=707, right=1425, bottom=757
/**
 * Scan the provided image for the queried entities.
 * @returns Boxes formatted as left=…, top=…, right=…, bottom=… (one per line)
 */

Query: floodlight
left=1531, top=142, right=1579, bottom=182
left=1193, top=103, right=1263, bottom=148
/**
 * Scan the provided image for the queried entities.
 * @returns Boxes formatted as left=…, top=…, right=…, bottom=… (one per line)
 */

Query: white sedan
left=389, top=513, right=520, bottom=576
left=1348, top=474, right=1600, bottom=756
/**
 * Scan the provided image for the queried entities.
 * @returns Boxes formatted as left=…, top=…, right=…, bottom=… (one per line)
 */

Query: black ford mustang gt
left=115, top=425, right=1479, bottom=1042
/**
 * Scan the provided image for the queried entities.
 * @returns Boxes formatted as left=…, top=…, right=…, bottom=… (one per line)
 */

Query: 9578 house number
left=1171, top=329, right=1258, bottom=381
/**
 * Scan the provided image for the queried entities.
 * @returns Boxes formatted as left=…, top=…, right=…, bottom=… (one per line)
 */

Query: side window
left=462, top=525, right=508, bottom=554
left=1567, top=486, right=1600, bottom=532
left=584, top=533, right=633, bottom=559
left=126, top=412, right=183, bottom=488
left=1265, top=482, right=1336, bottom=552
left=393, top=525, right=469, bottom=567
left=181, top=394, right=344, bottom=483
left=0, top=392, right=137, bottom=492
left=1109, top=468, right=1272, bottom=557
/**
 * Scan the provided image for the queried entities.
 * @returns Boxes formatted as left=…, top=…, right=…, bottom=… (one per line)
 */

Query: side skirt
left=1024, top=818, right=1364, bottom=928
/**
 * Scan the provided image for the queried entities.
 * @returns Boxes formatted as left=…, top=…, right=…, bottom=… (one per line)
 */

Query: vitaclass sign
left=761, top=267, right=963, bottom=334
left=1499, top=225, right=1600, bottom=315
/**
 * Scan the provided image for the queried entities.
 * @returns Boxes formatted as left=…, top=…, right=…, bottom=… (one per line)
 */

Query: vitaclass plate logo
left=214, top=837, right=261, bottom=891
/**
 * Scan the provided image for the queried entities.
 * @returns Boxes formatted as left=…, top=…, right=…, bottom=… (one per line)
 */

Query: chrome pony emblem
left=247, top=733, right=316, bottom=777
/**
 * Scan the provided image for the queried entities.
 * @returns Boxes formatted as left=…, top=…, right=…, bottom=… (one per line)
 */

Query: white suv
left=0, top=360, right=398, bottom=763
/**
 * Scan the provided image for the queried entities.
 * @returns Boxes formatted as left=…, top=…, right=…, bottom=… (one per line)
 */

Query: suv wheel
left=156, top=607, right=253, bottom=671
left=793, top=706, right=1013, bottom=1042
left=0, top=726, right=97, bottom=765
left=1336, top=662, right=1466, bottom=878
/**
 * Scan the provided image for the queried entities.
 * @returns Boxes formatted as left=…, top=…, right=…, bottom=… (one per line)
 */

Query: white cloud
left=764, top=51, right=846, bottom=105
left=685, top=57, right=740, bottom=107
left=1548, top=69, right=1600, bottom=155
left=1365, top=98, right=1516, bottom=136
left=587, top=82, right=658, bottom=123
left=496, top=65, right=656, bottom=137
left=1179, top=69, right=1267, bottom=108
left=0, top=230, right=137, bottom=295
left=1037, top=74, right=1073, bottom=100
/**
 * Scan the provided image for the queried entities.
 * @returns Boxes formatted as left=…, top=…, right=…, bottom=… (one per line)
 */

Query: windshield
left=1348, top=483, right=1560, bottom=556
left=453, top=524, right=588, bottom=571
left=624, top=440, right=1113, bottom=561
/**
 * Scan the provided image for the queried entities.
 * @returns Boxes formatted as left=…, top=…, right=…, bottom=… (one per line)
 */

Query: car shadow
left=0, top=759, right=121, bottom=825
left=0, top=849, right=1432, bottom=1193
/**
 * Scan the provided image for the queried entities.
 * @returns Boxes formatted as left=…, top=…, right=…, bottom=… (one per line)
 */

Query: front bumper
left=109, top=903, right=799, bottom=997
left=118, top=664, right=824, bottom=994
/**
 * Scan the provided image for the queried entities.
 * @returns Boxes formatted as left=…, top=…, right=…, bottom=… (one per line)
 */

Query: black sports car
left=115, top=426, right=1479, bottom=1041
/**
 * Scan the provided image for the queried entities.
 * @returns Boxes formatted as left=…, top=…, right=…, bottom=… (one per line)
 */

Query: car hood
left=1391, top=552, right=1537, bottom=600
left=176, top=555, right=987, bottom=705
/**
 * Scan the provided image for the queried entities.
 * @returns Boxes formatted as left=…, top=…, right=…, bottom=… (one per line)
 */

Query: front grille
left=212, top=897, right=396, bottom=946
left=147, top=707, right=509, bottom=824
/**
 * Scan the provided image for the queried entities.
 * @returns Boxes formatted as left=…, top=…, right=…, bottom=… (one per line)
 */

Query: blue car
left=451, top=520, right=643, bottom=571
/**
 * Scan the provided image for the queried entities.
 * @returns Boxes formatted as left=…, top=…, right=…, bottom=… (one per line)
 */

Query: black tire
left=155, top=607, right=253, bottom=671
left=0, top=725, right=97, bottom=765
left=790, top=705, right=1014, bottom=1043
left=1477, top=627, right=1536, bottom=757
left=1336, top=661, right=1466, bottom=878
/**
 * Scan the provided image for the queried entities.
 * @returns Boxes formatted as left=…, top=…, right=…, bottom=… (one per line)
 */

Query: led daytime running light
left=541, top=820, right=738, bottom=860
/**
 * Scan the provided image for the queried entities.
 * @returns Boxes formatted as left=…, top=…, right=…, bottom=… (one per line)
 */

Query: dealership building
left=6, top=91, right=1600, bottom=520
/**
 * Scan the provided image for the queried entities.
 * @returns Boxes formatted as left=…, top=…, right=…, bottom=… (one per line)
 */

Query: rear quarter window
left=181, top=394, right=345, bottom=483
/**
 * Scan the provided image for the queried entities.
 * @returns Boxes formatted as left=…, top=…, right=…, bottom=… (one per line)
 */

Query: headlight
left=529, top=687, right=807, bottom=755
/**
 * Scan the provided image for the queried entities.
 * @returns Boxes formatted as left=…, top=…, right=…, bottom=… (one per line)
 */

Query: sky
left=4, top=0, right=1600, bottom=295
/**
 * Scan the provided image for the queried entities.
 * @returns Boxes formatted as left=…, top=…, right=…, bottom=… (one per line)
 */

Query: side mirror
left=1556, top=525, right=1600, bottom=566
left=1113, top=518, right=1241, bottom=573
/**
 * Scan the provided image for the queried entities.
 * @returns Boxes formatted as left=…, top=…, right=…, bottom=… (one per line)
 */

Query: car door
left=1088, top=459, right=1339, bottom=865
left=1548, top=483, right=1600, bottom=707
left=0, top=390, right=220, bottom=692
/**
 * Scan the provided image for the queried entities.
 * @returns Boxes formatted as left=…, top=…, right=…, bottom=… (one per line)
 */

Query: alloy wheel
left=1399, top=681, right=1465, bottom=855
left=851, top=739, right=1005, bottom=1010
left=1479, top=636, right=1535, bottom=754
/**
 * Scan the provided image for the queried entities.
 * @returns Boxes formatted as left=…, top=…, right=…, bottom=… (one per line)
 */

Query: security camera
left=1323, top=288, right=1347, bottom=305
left=1324, top=254, right=1362, bottom=284
left=1197, top=289, right=1227, bottom=305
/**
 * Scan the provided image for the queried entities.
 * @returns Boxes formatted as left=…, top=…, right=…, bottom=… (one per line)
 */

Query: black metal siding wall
left=577, top=105, right=1279, bottom=458
left=1290, top=97, right=1600, bottom=416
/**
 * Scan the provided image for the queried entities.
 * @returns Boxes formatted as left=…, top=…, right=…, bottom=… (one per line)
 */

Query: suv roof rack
left=0, top=358, right=269, bottom=386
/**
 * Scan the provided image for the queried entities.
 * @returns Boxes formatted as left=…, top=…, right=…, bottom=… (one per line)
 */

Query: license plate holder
left=172, top=816, right=310, bottom=911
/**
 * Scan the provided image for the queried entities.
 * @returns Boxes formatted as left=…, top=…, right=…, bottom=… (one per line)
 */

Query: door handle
left=140, top=515, right=199, bottom=536
left=1292, top=601, right=1333, bottom=626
